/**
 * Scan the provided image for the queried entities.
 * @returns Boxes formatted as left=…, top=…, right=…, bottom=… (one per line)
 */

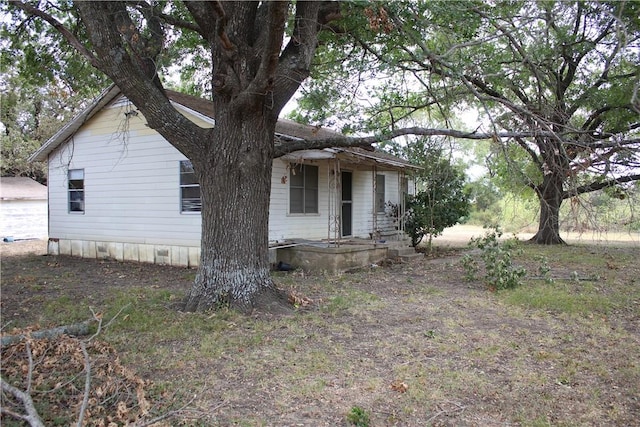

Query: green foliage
left=0, top=81, right=96, bottom=183
left=403, top=141, right=470, bottom=247
left=346, top=406, right=371, bottom=427
left=562, top=188, right=640, bottom=233
left=1, top=2, right=107, bottom=95
left=462, top=228, right=527, bottom=290
left=535, top=255, right=555, bottom=285
left=1, top=4, right=107, bottom=182
left=465, top=177, right=503, bottom=226
left=296, top=1, right=640, bottom=243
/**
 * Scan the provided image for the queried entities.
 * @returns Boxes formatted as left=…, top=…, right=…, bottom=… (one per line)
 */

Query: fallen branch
left=1, top=320, right=93, bottom=347
left=76, top=342, right=92, bottom=427
left=85, top=303, right=130, bottom=342
left=424, top=401, right=466, bottom=425
left=1, top=304, right=132, bottom=347
left=25, top=341, right=34, bottom=394
left=0, top=376, right=46, bottom=427
left=1, top=304, right=204, bottom=425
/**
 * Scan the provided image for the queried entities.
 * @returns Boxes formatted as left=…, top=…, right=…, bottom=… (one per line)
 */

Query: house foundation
left=47, top=238, right=200, bottom=268
left=47, top=238, right=411, bottom=273
left=274, top=241, right=390, bottom=273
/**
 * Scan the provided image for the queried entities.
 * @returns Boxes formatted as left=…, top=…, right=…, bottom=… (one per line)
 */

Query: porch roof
left=280, top=147, right=421, bottom=171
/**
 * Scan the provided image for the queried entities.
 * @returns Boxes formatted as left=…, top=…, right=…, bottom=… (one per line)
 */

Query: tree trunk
left=530, top=173, right=566, bottom=245
left=182, top=111, right=286, bottom=313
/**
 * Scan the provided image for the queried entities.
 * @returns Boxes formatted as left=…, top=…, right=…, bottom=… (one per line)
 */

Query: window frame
left=68, top=169, right=85, bottom=214
left=179, top=160, right=201, bottom=214
left=289, top=163, right=319, bottom=215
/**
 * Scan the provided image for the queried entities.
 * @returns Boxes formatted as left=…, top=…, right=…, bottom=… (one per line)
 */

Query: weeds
left=2, top=245, right=639, bottom=426
left=462, top=227, right=526, bottom=290
left=347, top=406, right=371, bottom=427
left=535, top=255, right=555, bottom=284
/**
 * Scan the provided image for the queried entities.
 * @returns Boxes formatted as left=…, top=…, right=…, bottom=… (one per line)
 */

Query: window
left=375, top=174, right=385, bottom=213
left=180, top=160, right=201, bottom=212
left=290, top=164, right=318, bottom=214
left=68, top=169, right=84, bottom=213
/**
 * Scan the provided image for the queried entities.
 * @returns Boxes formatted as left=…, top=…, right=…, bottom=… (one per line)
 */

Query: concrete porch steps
left=388, top=245, right=423, bottom=262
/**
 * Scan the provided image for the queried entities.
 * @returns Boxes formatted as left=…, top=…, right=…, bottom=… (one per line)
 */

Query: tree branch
left=0, top=320, right=93, bottom=347
left=9, top=1, right=99, bottom=68
left=236, top=2, right=288, bottom=112
left=273, top=2, right=337, bottom=114
left=274, top=127, right=598, bottom=157
left=563, top=174, right=640, bottom=199
left=0, top=377, right=46, bottom=427
left=183, top=1, right=222, bottom=43
left=76, top=342, right=91, bottom=427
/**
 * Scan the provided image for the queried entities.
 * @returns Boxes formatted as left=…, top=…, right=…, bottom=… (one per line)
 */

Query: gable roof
left=29, top=85, right=122, bottom=162
left=0, top=177, right=47, bottom=200
left=29, top=85, right=416, bottom=170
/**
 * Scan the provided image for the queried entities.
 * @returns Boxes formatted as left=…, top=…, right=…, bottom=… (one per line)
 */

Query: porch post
left=327, top=157, right=341, bottom=247
left=372, top=165, right=378, bottom=241
left=396, top=170, right=404, bottom=240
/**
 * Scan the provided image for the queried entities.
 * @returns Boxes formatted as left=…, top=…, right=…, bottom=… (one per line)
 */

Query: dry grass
left=1, top=241, right=639, bottom=426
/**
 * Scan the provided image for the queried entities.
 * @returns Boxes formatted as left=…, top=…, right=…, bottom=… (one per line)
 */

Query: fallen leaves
left=288, top=290, right=313, bottom=308
left=390, top=380, right=409, bottom=393
left=1, top=332, right=151, bottom=426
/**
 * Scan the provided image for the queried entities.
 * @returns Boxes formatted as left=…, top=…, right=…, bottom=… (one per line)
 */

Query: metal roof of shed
left=0, top=177, right=47, bottom=200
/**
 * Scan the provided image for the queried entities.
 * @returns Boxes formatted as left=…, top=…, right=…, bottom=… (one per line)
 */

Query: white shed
left=0, top=177, right=48, bottom=240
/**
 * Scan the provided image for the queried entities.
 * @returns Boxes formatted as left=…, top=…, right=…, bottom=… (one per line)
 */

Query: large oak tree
left=296, top=1, right=640, bottom=244
left=7, top=1, right=350, bottom=311
left=7, top=1, right=638, bottom=312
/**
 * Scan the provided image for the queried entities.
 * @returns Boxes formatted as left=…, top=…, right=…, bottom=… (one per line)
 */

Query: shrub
left=463, top=228, right=526, bottom=290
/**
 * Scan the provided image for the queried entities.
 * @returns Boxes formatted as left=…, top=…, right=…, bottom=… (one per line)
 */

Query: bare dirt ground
left=1, top=233, right=639, bottom=426
left=433, top=224, right=640, bottom=248
left=0, top=238, right=48, bottom=257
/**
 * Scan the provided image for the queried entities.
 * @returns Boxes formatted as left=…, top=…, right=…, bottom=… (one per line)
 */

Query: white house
left=0, top=177, right=48, bottom=240
left=29, top=85, right=417, bottom=268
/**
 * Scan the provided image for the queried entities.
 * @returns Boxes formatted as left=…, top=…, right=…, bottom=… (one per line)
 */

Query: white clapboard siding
left=48, top=102, right=202, bottom=247
left=47, top=97, right=412, bottom=251
left=269, top=163, right=406, bottom=241
left=269, top=159, right=330, bottom=242
left=348, top=170, right=402, bottom=237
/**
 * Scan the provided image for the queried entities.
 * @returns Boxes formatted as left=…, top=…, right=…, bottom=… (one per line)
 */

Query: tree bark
left=182, top=110, right=285, bottom=312
left=530, top=173, right=566, bottom=245
left=14, top=0, right=336, bottom=313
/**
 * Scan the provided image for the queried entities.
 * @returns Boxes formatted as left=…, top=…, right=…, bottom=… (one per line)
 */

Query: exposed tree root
left=529, top=233, right=567, bottom=245
left=183, top=285, right=294, bottom=315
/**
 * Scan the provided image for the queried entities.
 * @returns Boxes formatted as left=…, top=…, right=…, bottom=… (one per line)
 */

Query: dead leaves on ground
left=288, top=290, right=314, bottom=308
left=1, top=331, right=153, bottom=426
left=390, top=380, right=409, bottom=393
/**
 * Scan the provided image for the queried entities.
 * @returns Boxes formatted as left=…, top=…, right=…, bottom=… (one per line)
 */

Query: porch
left=272, top=147, right=421, bottom=272
left=269, top=235, right=420, bottom=274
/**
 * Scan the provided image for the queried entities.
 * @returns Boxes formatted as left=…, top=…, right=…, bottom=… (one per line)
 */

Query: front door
left=341, top=171, right=352, bottom=237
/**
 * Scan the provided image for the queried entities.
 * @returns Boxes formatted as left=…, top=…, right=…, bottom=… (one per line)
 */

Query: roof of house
left=0, top=177, right=47, bottom=201
left=29, top=85, right=416, bottom=170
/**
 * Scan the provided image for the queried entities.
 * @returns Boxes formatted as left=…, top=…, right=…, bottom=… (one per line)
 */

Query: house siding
left=269, top=163, right=407, bottom=242
left=47, top=101, right=202, bottom=248
left=269, top=159, right=330, bottom=242
left=44, top=95, right=415, bottom=267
